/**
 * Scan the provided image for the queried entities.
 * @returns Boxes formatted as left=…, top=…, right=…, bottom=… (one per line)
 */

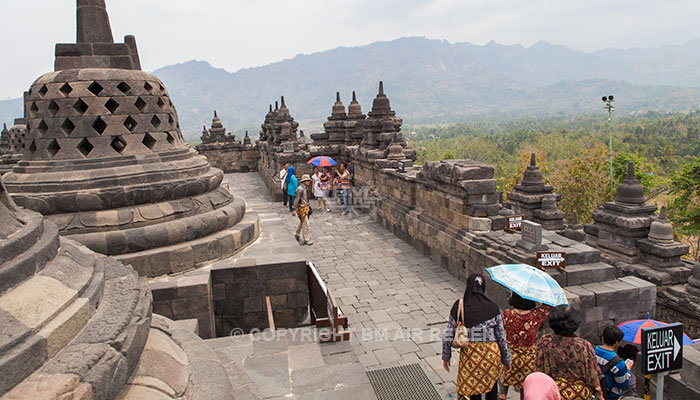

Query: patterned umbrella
left=486, top=264, right=568, bottom=306
left=307, top=156, right=337, bottom=167
left=617, top=318, right=694, bottom=345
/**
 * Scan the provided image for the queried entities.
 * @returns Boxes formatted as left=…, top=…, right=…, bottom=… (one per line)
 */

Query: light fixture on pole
left=602, top=95, right=615, bottom=195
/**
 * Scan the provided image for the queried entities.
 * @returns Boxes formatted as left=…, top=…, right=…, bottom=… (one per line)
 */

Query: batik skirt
left=456, top=341, right=502, bottom=397
left=502, top=345, right=536, bottom=388
left=552, top=375, right=594, bottom=400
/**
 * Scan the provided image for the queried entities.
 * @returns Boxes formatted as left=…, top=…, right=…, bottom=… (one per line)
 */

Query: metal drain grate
left=367, top=363, right=442, bottom=400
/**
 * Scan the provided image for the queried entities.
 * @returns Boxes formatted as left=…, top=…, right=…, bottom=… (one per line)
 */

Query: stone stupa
left=3, top=0, right=258, bottom=277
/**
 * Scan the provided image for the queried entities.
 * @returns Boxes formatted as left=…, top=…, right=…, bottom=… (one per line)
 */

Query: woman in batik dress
left=500, top=293, right=552, bottom=399
left=442, top=273, right=512, bottom=400
left=535, top=305, right=605, bottom=400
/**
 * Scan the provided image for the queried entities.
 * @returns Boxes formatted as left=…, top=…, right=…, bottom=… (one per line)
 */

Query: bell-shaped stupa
left=3, top=0, right=258, bottom=277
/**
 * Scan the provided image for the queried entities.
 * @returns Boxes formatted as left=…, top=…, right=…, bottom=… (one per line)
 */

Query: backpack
left=598, top=355, right=622, bottom=400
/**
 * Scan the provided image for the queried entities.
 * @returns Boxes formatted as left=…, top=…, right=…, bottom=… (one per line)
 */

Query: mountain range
left=3, top=37, right=700, bottom=141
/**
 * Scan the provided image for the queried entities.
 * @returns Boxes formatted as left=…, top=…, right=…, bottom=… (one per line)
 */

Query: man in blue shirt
left=595, top=325, right=634, bottom=400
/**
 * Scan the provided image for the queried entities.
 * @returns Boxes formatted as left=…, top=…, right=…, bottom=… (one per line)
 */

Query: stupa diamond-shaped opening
left=59, top=83, right=73, bottom=96
left=166, top=132, right=175, bottom=144
left=142, top=132, right=157, bottom=150
left=88, top=81, right=103, bottom=96
left=38, top=85, right=48, bottom=97
left=105, top=98, right=119, bottom=114
left=76, top=137, right=94, bottom=157
left=151, top=115, right=161, bottom=129
left=124, top=116, right=137, bottom=132
left=28, top=140, right=37, bottom=153
left=48, top=100, right=60, bottom=116
left=93, top=116, right=107, bottom=135
left=30, top=102, right=39, bottom=117
left=117, top=82, right=131, bottom=94
left=37, top=119, right=49, bottom=136
left=61, top=118, right=75, bottom=136
left=157, top=97, right=165, bottom=109
left=110, top=135, right=127, bottom=153
left=144, top=82, right=153, bottom=93
left=134, top=97, right=147, bottom=111
left=47, top=139, right=60, bottom=157
left=74, top=99, right=89, bottom=114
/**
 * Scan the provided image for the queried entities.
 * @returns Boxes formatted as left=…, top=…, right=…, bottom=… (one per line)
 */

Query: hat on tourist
left=300, top=174, right=312, bottom=183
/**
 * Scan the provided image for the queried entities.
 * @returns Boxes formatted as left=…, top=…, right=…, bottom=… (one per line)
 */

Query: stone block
left=152, top=300, right=172, bottom=317
left=468, top=217, right=492, bottom=232
left=149, top=280, right=178, bottom=302
left=213, top=283, right=226, bottom=301
left=176, top=274, right=210, bottom=298
left=243, top=296, right=263, bottom=313
left=267, top=278, right=300, bottom=295
left=171, top=296, right=209, bottom=317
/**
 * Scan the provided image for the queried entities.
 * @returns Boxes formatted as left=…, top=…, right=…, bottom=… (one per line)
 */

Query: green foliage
left=668, top=158, right=700, bottom=260
left=409, top=110, right=699, bottom=225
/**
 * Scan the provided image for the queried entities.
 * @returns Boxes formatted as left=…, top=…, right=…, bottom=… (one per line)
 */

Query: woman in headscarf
left=285, top=166, right=297, bottom=213
left=535, top=305, right=604, bottom=400
left=501, top=293, right=553, bottom=399
left=522, top=372, right=561, bottom=400
left=442, top=273, right=511, bottom=400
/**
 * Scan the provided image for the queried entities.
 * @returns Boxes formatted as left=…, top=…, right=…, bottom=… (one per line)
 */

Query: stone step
left=115, top=210, right=259, bottom=277
left=0, top=219, right=59, bottom=295
left=0, top=238, right=101, bottom=395
left=166, top=317, right=238, bottom=400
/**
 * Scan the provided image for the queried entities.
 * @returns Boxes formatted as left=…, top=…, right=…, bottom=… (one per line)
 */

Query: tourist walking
left=442, top=273, right=511, bottom=400
left=335, top=163, right=352, bottom=215
left=595, top=326, right=633, bottom=400
left=312, top=167, right=326, bottom=211
left=321, top=166, right=332, bottom=212
left=286, top=166, right=297, bottom=213
left=280, top=163, right=289, bottom=207
left=292, top=174, right=313, bottom=245
left=535, top=305, right=604, bottom=400
left=522, top=373, right=561, bottom=400
left=501, top=293, right=553, bottom=399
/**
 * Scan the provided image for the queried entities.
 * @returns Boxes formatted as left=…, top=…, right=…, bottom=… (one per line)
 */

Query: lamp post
left=602, top=95, right=615, bottom=195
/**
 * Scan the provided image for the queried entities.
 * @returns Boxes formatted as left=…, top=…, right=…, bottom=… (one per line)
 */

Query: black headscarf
left=450, top=273, right=501, bottom=328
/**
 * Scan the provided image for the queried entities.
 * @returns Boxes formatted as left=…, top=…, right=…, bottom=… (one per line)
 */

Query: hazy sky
left=1, top=0, right=698, bottom=98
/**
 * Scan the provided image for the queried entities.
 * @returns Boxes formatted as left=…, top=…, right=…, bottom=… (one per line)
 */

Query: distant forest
left=407, top=110, right=700, bottom=260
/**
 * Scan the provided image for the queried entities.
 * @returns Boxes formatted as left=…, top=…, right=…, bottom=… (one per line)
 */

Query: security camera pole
left=602, top=95, right=615, bottom=195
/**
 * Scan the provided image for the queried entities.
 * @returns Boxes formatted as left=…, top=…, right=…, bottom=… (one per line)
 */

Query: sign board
left=536, top=251, right=566, bottom=272
left=397, top=161, right=405, bottom=173
left=642, top=323, right=684, bottom=375
left=505, top=215, right=523, bottom=232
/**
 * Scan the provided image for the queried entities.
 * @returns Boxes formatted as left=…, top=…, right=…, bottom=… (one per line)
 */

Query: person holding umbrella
left=500, top=293, right=553, bottom=399
left=442, top=273, right=511, bottom=400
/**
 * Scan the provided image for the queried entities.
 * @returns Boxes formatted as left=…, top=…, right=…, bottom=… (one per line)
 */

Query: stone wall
left=150, top=273, right=216, bottom=338
left=210, top=259, right=309, bottom=337
left=200, top=145, right=259, bottom=173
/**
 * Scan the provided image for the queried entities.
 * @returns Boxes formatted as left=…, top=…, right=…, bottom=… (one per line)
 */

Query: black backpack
left=598, top=355, right=622, bottom=400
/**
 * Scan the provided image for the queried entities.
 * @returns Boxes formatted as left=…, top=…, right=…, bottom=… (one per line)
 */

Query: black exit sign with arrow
left=641, top=323, right=684, bottom=375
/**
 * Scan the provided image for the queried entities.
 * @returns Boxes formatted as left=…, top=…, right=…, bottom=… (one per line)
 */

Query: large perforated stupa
left=3, top=0, right=258, bottom=277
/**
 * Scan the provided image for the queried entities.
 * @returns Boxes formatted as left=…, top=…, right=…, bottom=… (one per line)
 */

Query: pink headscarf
left=523, top=372, right=561, bottom=400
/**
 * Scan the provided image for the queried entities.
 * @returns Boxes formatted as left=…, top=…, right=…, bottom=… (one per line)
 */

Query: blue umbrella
left=486, top=264, right=568, bottom=307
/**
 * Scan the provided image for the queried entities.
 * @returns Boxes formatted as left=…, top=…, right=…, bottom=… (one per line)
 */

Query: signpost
left=536, top=251, right=566, bottom=272
left=505, top=215, right=523, bottom=233
left=641, top=323, right=684, bottom=400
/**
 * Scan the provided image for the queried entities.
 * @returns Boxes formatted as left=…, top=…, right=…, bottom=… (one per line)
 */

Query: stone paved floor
left=224, top=173, right=520, bottom=399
